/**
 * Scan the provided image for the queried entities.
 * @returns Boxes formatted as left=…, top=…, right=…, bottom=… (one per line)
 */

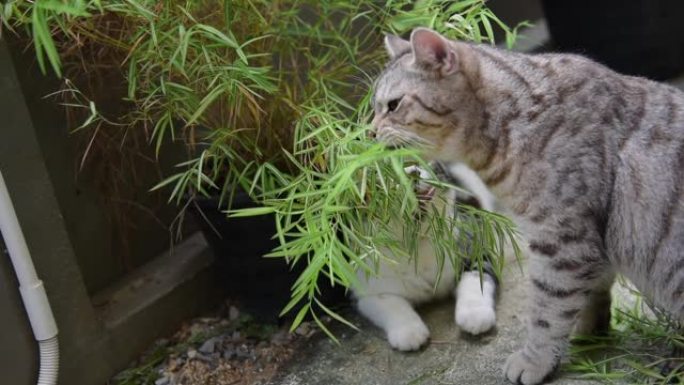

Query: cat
left=371, top=27, right=684, bottom=384
left=352, top=163, right=499, bottom=351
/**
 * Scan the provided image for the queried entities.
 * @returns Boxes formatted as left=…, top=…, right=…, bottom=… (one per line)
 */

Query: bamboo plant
left=1, top=0, right=524, bottom=337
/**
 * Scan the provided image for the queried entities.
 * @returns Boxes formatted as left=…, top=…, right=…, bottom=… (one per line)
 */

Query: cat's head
left=371, top=28, right=487, bottom=163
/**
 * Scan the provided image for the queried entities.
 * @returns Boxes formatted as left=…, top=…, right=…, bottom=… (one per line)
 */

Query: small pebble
left=236, top=344, right=251, bottom=360
left=270, top=330, right=290, bottom=346
left=189, top=324, right=204, bottom=337
left=167, top=359, right=180, bottom=372
left=229, top=306, right=240, bottom=321
left=154, top=376, right=170, bottom=385
left=196, top=352, right=214, bottom=363
left=187, top=349, right=198, bottom=359
left=223, top=349, right=236, bottom=360
left=199, top=337, right=219, bottom=354
left=295, top=323, right=310, bottom=336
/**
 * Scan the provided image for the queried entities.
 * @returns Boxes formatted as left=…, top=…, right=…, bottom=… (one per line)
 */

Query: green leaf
left=228, top=206, right=277, bottom=217
left=288, top=304, right=310, bottom=332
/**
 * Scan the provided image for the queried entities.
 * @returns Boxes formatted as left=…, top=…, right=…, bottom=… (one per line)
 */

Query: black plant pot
left=193, top=191, right=347, bottom=323
left=541, top=0, right=684, bottom=80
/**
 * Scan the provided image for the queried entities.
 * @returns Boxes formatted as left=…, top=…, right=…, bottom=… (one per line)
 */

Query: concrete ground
left=268, top=255, right=607, bottom=385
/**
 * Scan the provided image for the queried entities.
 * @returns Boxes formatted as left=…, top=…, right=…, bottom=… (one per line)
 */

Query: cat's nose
left=368, top=128, right=377, bottom=139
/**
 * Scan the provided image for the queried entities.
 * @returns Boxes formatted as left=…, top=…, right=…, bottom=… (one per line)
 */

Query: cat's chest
left=401, top=237, right=456, bottom=288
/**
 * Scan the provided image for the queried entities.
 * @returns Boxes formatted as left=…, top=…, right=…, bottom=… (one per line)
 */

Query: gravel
left=198, top=337, right=220, bottom=354
left=111, top=300, right=319, bottom=385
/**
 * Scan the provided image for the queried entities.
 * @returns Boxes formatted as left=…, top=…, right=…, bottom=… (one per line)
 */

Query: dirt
left=110, top=300, right=321, bottom=385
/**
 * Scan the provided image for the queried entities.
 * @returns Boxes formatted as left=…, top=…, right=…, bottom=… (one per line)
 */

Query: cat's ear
left=410, top=28, right=458, bottom=76
left=384, top=34, right=411, bottom=59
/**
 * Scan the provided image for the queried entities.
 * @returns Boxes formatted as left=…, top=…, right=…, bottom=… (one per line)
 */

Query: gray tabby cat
left=371, top=27, right=684, bottom=385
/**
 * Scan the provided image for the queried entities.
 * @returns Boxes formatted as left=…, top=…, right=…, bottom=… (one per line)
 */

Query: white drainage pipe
left=0, top=171, right=59, bottom=385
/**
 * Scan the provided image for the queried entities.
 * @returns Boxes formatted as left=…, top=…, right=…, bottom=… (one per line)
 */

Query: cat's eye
left=387, top=97, right=402, bottom=113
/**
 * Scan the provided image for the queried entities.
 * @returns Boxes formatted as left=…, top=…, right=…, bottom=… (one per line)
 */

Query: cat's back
left=604, top=72, right=684, bottom=313
left=471, top=44, right=618, bottom=101
left=513, top=50, right=684, bottom=316
left=473, top=44, right=684, bottom=312
left=475, top=44, right=684, bottom=127
left=608, top=74, right=684, bottom=220
left=476, top=44, right=684, bottom=189
left=524, top=50, right=684, bottom=315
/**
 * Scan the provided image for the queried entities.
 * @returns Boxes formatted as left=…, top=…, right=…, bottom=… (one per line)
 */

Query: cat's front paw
left=504, top=349, right=559, bottom=385
left=387, top=321, right=430, bottom=351
left=456, top=305, right=496, bottom=335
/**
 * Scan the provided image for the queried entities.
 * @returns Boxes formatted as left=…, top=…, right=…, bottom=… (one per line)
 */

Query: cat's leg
left=455, top=269, right=497, bottom=335
left=356, top=294, right=430, bottom=351
left=573, top=272, right=615, bottom=336
left=504, top=240, right=610, bottom=385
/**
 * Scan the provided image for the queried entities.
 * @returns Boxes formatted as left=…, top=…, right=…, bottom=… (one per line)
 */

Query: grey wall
left=0, top=36, right=221, bottom=385
left=0, top=38, right=106, bottom=384
left=0, top=239, right=36, bottom=385
left=5, top=38, right=191, bottom=295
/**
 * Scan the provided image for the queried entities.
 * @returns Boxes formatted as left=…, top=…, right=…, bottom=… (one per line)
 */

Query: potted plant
left=2, top=0, right=522, bottom=333
left=541, top=0, right=684, bottom=80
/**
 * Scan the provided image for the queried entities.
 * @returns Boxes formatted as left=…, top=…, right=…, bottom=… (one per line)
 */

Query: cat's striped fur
left=372, top=28, right=684, bottom=384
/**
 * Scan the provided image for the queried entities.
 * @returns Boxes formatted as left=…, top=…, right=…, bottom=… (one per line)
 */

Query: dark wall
left=6, top=38, right=189, bottom=295
left=488, top=0, right=544, bottom=42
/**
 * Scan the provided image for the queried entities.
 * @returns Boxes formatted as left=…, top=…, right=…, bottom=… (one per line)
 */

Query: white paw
left=456, top=305, right=496, bottom=335
left=387, top=321, right=430, bottom=351
left=504, top=349, right=558, bottom=385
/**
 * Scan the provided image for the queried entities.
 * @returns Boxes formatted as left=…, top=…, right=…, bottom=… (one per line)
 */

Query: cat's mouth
left=416, top=184, right=436, bottom=215
left=384, top=143, right=404, bottom=150
left=375, top=129, right=433, bottom=152
left=373, top=126, right=413, bottom=149
left=416, top=185, right=436, bottom=202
